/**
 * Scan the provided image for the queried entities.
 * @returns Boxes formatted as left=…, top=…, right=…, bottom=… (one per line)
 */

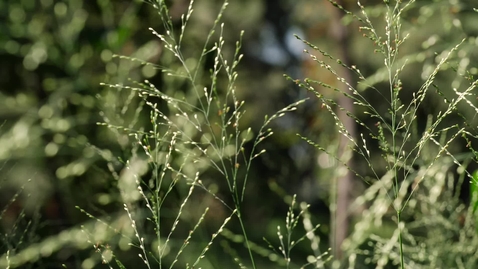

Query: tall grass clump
left=81, top=0, right=318, bottom=268
left=0, top=122, right=38, bottom=269
left=287, top=0, right=478, bottom=268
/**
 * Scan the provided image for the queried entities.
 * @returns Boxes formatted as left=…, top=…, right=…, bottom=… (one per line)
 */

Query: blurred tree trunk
left=327, top=0, right=356, bottom=260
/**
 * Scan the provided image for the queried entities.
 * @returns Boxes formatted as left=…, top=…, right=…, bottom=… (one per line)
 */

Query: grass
left=94, top=0, right=313, bottom=268
left=1, top=0, right=478, bottom=268
left=287, top=0, right=478, bottom=268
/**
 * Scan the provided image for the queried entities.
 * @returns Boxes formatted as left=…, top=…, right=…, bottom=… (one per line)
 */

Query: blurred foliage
left=0, top=0, right=323, bottom=267
left=0, top=0, right=477, bottom=268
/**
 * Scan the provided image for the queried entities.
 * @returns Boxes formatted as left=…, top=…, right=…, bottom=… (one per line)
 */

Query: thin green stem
left=236, top=210, right=256, bottom=269
left=397, top=211, right=404, bottom=269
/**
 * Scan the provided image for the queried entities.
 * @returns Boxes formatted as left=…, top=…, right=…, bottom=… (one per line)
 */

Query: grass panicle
left=91, top=0, right=307, bottom=268
left=289, top=0, right=478, bottom=268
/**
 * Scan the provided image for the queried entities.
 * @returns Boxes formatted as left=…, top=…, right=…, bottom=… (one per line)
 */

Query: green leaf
left=471, top=170, right=478, bottom=213
left=471, top=170, right=478, bottom=234
left=114, top=257, right=127, bottom=269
